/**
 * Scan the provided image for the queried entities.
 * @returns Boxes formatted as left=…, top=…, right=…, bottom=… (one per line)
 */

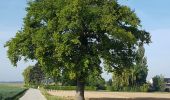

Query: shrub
left=44, top=85, right=75, bottom=90
left=106, top=86, right=118, bottom=91
left=152, top=75, right=165, bottom=91
left=85, top=86, right=97, bottom=91
left=107, top=84, right=149, bottom=92
left=139, top=84, right=149, bottom=92
left=24, top=84, right=38, bottom=89
left=43, top=85, right=96, bottom=91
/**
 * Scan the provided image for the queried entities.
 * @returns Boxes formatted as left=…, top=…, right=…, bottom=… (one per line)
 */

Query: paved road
left=20, top=88, right=46, bottom=100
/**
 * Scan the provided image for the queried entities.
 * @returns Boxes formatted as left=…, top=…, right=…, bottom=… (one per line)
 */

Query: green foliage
left=22, top=66, right=32, bottom=86
left=111, top=45, right=148, bottom=91
left=152, top=75, right=165, bottom=91
left=61, top=78, right=77, bottom=86
left=44, top=85, right=76, bottom=90
left=22, top=63, right=45, bottom=87
left=140, top=83, right=150, bottom=92
left=52, top=72, right=77, bottom=86
left=5, top=0, right=151, bottom=99
left=135, top=45, right=148, bottom=85
left=5, top=0, right=150, bottom=79
left=107, top=83, right=149, bottom=92
left=54, top=72, right=106, bottom=90
left=106, top=79, right=112, bottom=86
left=85, top=74, right=106, bottom=90
left=0, top=84, right=27, bottom=100
left=43, top=85, right=96, bottom=91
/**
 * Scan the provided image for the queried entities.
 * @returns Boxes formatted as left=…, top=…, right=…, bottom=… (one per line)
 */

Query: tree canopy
left=22, top=63, right=45, bottom=86
left=5, top=0, right=151, bottom=99
left=112, top=44, right=148, bottom=91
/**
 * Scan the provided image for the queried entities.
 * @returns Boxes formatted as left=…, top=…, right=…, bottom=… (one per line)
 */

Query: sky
left=0, top=0, right=170, bottom=81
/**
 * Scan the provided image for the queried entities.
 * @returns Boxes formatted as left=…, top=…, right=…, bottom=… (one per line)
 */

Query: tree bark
left=76, top=78, right=85, bottom=100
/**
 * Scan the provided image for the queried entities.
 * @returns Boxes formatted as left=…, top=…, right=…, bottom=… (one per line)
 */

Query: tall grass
left=40, top=88, right=73, bottom=100
left=43, top=85, right=96, bottom=91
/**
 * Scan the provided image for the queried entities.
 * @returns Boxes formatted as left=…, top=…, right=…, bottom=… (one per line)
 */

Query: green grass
left=40, top=88, right=69, bottom=100
left=0, top=83, right=27, bottom=100
left=43, top=85, right=96, bottom=91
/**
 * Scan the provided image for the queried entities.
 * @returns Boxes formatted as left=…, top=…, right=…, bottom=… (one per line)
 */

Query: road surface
left=20, top=88, right=46, bottom=100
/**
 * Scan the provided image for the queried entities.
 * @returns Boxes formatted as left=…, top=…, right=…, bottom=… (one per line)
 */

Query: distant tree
left=152, top=75, right=165, bottom=91
left=112, top=44, right=148, bottom=89
left=5, top=0, right=150, bottom=99
left=134, top=44, right=148, bottom=85
left=22, top=66, right=32, bottom=86
left=23, top=63, right=45, bottom=86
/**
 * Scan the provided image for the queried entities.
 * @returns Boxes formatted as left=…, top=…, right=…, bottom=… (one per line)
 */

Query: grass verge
left=40, top=88, right=72, bottom=100
left=43, top=85, right=96, bottom=91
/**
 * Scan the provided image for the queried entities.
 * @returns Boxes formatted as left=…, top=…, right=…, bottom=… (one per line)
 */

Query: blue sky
left=0, top=0, right=170, bottom=81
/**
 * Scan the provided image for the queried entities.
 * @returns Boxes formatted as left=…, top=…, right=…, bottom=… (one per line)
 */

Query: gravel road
left=20, top=88, right=46, bottom=100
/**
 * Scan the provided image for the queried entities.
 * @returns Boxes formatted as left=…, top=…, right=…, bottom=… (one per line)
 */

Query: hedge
left=107, top=84, right=149, bottom=92
left=43, top=85, right=96, bottom=91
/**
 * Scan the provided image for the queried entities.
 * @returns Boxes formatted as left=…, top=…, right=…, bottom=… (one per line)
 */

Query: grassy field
left=0, top=83, right=27, bottom=100
left=47, top=90, right=170, bottom=100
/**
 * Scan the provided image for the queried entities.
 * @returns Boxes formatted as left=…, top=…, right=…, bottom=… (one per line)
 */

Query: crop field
left=48, top=90, right=170, bottom=100
left=0, top=83, right=26, bottom=100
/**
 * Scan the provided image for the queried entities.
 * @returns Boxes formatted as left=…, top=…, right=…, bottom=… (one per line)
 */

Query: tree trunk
left=76, top=78, right=85, bottom=100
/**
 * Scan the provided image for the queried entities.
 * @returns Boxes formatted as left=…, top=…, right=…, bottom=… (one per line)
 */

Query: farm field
left=0, top=83, right=27, bottom=100
left=47, top=90, right=170, bottom=100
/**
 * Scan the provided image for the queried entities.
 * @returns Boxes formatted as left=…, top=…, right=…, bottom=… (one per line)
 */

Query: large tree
left=5, top=0, right=150, bottom=99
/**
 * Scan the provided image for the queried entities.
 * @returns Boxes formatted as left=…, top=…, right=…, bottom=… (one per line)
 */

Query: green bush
left=43, top=85, right=96, bottom=91
left=44, top=85, right=75, bottom=90
left=152, top=75, right=165, bottom=91
left=139, top=84, right=149, bottom=92
left=24, top=84, right=39, bottom=89
left=106, top=86, right=114, bottom=91
left=107, top=84, right=149, bottom=92
left=85, top=86, right=97, bottom=91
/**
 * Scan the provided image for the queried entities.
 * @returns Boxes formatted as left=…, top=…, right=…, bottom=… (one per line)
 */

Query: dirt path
left=20, top=88, right=46, bottom=100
